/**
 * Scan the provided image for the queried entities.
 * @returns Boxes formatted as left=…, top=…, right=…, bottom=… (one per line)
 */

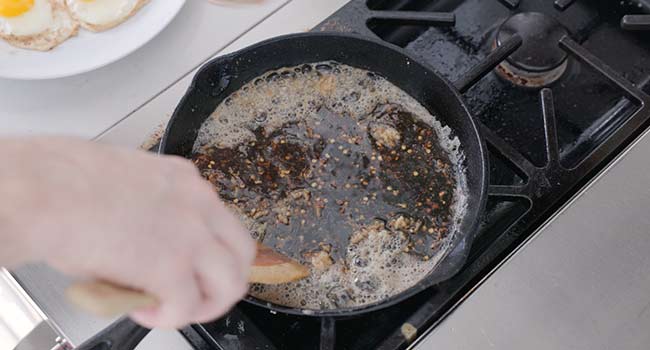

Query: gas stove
left=9, top=1, right=650, bottom=349
left=174, top=1, right=650, bottom=350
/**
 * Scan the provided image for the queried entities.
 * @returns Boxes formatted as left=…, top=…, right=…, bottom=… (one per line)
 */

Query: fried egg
left=0, top=0, right=78, bottom=51
left=65, top=0, right=148, bottom=32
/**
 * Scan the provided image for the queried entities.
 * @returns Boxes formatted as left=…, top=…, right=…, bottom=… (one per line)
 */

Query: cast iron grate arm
left=453, top=34, right=523, bottom=93
left=482, top=121, right=534, bottom=198
left=498, top=0, right=520, bottom=10
left=554, top=0, right=576, bottom=11
left=541, top=88, right=561, bottom=166
left=558, top=36, right=648, bottom=104
left=621, top=15, right=650, bottom=31
left=368, top=11, right=456, bottom=26
left=320, top=317, right=336, bottom=350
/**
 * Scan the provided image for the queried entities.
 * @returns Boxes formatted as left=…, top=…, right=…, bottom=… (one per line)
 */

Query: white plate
left=0, top=0, right=186, bottom=80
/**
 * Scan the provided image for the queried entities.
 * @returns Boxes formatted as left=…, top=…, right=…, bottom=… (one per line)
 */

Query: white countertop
left=0, top=0, right=289, bottom=138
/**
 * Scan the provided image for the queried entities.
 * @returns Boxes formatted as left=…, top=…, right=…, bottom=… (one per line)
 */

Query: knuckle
left=149, top=169, right=171, bottom=189
left=169, top=251, right=196, bottom=275
left=229, top=283, right=249, bottom=304
left=180, top=159, right=201, bottom=175
left=158, top=306, right=192, bottom=329
left=232, top=231, right=257, bottom=263
left=243, top=235, right=257, bottom=258
left=156, top=284, right=202, bottom=326
left=148, top=258, right=192, bottom=291
left=187, top=177, right=213, bottom=197
left=234, top=279, right=249, bottom=298
left=165, top=156, right=199, bottom=175
left=200, top=301, right=231, bottom=323
left=223, top=268, right=249, bottom=299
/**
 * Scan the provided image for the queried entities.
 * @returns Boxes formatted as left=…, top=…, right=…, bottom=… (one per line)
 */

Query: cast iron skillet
left=76, top=32, right=488, bottom=350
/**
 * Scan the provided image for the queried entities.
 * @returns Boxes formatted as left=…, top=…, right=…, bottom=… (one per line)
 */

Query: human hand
left=0, top=137, right=256, bottom=329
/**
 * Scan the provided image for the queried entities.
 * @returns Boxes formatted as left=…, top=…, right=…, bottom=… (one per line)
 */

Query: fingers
left=129, top=257, right=203, bottom=330
left=191, top=238, right=249, bottom=323
left=129, top=208, right=252, bottom=328
left=189, top=177, right=256, bottom=276
left=207, top=200, right=257, bottom=272
left=130, top=232, right=250, bottom=328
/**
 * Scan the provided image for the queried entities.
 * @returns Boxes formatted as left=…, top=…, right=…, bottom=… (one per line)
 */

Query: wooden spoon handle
left=66, top=243, right=309, bottom=318
left=66, top=281, right=158, bottom=318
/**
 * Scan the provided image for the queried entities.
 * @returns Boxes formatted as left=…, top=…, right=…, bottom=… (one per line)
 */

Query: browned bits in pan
left=192, top=102, right=458, bottom=261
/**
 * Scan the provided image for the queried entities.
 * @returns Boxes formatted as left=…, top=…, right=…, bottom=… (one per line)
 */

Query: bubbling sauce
left=192, top=62, right=468, bottom=310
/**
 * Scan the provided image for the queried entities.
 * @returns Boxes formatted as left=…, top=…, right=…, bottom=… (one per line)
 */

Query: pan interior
left=190, top=62, right=469, bottom=311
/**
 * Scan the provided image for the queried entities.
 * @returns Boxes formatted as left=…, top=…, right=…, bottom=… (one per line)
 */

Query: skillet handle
left=75, top=317, right=151, bottom=350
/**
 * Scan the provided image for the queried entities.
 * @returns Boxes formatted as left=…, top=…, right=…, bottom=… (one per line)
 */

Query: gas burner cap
left=497, top=12, right=568, bottom=72
left=495, top=12, right=569, bottom=88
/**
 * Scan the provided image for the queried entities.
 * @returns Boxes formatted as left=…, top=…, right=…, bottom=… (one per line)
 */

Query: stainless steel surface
left=0, top=268, right=59, bottom=350
left=414, top=127, right=650, bottom=350
left=13, top=322, right=62, bottom=350
left=11, top=264, right=110, bottom=347
left=12, top=264, right=193, bottom=349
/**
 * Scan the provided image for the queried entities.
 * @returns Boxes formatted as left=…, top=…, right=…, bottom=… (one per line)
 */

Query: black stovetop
left=179, top=1, right=650, bottom=349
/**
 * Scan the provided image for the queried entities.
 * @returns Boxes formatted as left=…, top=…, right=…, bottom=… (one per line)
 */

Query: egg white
left=66, top=0, right=148, bottom=32
left=1, top=0, right=55, bottom=36
left=0, top=0, right=78, bottom=51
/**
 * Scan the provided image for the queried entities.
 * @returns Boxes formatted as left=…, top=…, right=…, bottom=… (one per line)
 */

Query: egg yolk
left=0, top=0, right=34, bottom=18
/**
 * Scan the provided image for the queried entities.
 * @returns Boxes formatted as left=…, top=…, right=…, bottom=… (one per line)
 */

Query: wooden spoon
left=66, top=243, right=309, bottom=318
